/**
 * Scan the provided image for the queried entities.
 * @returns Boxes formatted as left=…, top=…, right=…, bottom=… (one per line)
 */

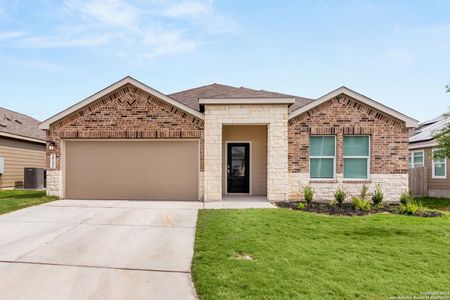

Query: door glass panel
left=231, top=146, right=246, bottom=177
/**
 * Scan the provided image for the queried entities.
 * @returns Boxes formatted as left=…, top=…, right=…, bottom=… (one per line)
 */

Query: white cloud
left=0, top=31, right=26, bottom=40
left=0, top=0, right=237, bottom=59
left=64, top=0, right=139, bottom=28
left=161, top=0, right=238, bottom=34
left=0, top=56, right=63, bottom=72
left=162, top=0, right=212, bottom=18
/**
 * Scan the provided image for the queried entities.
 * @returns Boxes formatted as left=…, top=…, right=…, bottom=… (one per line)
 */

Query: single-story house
left=409, top=114, right=450, bottom=197
left=0, top=107, right=46, bottom=188
left=39, top=76, right=418, bottom=202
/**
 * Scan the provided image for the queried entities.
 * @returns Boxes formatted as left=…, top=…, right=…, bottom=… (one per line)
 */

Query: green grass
left=0, top=190, right=58, bottom=215
left=415, top=197, right=450, bottom=211
left=192, top=209, right=450, bottom=299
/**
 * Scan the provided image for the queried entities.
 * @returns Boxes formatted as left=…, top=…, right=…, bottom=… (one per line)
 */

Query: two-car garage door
left=64, top=140, right=199, bottom=200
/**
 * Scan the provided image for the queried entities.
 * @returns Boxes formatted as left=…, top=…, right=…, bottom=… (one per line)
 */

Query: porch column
left=266, top=108, right=289, bottom=201
left=204, top=110, right=223, bottom=201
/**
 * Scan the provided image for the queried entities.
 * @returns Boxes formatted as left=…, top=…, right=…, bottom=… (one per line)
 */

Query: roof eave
left=39, top=76, right=205, bottom=130
left=288, top=86, right=419, bottom=128
left=0, top=132, right=46, bottom=144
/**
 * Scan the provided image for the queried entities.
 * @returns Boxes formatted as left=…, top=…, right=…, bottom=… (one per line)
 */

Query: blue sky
left=0, top=0, right=449, bottom=122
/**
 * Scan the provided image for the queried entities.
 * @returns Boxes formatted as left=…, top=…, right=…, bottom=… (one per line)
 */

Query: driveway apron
left=0, top=200, right=201, bottom=300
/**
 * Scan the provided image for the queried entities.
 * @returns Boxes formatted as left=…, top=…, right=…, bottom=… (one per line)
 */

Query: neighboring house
left=39, top=76, right=417, bottom=202
left=0, top=107, right=46, bottom=188
left=409, top=114, right=450, bottom=197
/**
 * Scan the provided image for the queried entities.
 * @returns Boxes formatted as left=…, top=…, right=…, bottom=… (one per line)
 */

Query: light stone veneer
left=288, top=173, right=408, bottom=202
left=199, top=172, right=204, bottom=201
left=204, top=104, right=289, bottom=202
left=47, top=170, right=62, bottom=198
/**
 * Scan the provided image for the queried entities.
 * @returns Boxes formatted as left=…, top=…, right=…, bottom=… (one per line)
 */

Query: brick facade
left=46, top=84, right=204, bottom=171
left=44, top=82, right=412, bottom=202
left=288, top=94, right=410, bottom=201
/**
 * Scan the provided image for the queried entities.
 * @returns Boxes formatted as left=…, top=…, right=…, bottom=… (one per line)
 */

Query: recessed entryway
left=222, top=125, right=267, bottom=196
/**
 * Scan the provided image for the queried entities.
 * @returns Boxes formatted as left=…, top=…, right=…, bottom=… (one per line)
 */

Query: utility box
left=24, top=168, right=45, bottom=189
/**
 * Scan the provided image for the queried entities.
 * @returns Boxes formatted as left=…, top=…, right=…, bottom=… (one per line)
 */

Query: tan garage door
left=64, top=140, right=199, bottom=200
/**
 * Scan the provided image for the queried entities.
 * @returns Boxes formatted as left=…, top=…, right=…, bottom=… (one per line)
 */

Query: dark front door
left=227, top=143, right=250, bottom=193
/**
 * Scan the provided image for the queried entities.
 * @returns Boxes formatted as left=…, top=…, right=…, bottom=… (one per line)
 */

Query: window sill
left=342, top=179, right=371, bottom=184
left=309, top=179, right=338, bottom=183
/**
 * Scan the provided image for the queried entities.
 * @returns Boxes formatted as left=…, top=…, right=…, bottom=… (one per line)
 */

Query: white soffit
left=288, top=86, right=418, bottom=128
left=39, top=76, right=205, bottom=130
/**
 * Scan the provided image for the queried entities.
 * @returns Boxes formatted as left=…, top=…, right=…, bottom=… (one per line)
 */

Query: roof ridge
left=169, top=83, right=239, bottom=95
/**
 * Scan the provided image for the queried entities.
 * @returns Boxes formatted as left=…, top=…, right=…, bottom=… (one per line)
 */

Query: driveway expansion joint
left=14, top=213, right=100, bottom=261
left=0, top=260, right=191, bottom=274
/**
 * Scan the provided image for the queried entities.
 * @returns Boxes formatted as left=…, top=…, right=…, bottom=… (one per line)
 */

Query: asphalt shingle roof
left=0, top=107, right=45, bottom=141
left=169, top=83, right=313, bottom=113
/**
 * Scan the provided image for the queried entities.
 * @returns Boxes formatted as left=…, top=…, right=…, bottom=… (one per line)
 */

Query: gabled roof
left=0, top=107, right=45, bottom=143
left=288, top=86, right=418, bottom=128
left=39, top=77, right=418, bottom=131
left=409, top=114, right=449, bottom=144
left=169, top=83, right=313, bottom=113
left=39, top=76, right=205, bottom=130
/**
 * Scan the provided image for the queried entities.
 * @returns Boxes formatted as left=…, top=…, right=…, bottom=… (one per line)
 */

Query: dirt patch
left=274, top=201, right=444, bottom=217
left=235, top=252, right=255, bottom=261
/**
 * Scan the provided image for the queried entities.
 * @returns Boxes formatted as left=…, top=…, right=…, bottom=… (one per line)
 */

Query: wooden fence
left=408, top=167, right=427, bottom=197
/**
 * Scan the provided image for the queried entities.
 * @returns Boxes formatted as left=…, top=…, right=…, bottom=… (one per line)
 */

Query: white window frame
left=343, top=135, right=370, bottom=180
left=409, top=150, right=424, bottom=168
left=309, top=135, right=336, bottom=180
left=432, top=149, right=447, bottom=179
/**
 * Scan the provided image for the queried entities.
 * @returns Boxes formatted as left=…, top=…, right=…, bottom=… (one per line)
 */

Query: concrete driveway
left=0, top=200, right=202, bottom=300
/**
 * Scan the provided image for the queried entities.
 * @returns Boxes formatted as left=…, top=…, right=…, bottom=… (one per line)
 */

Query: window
left=408, top=151, right=424, bottom=168
left=310, top=136, right=335, bottom=179
left=432, top=149, right=447, bottom=179
left=343, top=136, right=370, bottom=179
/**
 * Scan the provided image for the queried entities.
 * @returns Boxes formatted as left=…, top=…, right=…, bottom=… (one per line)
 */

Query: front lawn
left=192, top=209, right=450, bottom=299
left=416, top=197, right=450, bottom=211
left=0, top=190, right=58, bottom=215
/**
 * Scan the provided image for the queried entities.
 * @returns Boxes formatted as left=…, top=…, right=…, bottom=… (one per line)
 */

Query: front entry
left=227, top=143, right=250, bottom=193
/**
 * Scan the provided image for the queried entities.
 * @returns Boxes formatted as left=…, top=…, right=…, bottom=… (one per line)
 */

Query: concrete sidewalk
left=0, top=200, right=201, bottom=300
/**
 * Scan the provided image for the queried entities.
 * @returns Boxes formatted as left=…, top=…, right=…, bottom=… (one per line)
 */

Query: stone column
left=47, top=170, right=62, bottom=198
left=203, top=107, right=223, bottom=201
left=267, top=107, right=289, bottom=201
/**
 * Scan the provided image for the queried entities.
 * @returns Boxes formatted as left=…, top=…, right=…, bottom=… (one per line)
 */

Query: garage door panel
left=65, top=141, right=198, bottom=200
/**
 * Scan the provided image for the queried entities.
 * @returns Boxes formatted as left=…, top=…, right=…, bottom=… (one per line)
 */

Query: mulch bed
left=274, top=201, right=444, bottom=217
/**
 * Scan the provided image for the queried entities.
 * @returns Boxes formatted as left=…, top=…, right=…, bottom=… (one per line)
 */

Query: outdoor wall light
left=47, top=141, right=56, bottom=151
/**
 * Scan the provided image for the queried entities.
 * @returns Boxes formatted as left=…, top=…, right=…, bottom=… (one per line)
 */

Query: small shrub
left=303, top=186, right=314, bottom=204
left=371, top=184, right=384, bottom=207
left=399, top=200, right=422, bottom=215
left=328, top=200, right=336, bottom=207
left=297, top=202, right=306, bottom=210
left=359, top=184, right=369, bottom=200
left=334, top=188, right=347, bottom=206
left=399, top=190, right=411, bottom=205
left=352, top=197, right=371, bottom=211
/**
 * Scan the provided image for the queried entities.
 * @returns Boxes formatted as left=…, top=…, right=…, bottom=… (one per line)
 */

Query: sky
left=0, top=0, right=449, bottom=123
